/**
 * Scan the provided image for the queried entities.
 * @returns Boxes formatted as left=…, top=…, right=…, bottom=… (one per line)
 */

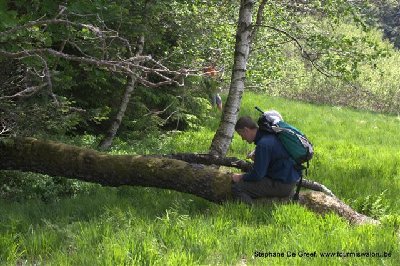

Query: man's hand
left=232, top=173, right=243, bottom=183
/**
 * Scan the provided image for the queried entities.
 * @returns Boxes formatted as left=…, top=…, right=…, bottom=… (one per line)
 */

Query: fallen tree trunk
left=0, top=137, right=231, bottom=203
left=163, top=153, right=336, bottom=197
left=0, top=138, right=378, bottom=225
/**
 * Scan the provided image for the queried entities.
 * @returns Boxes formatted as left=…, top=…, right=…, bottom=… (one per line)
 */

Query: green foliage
left=361, top=0, right=400, bottom=49
left=1, top=0, right=236, bottom=138
left=351, top=190, right=391, bottom=219
left=245, top=1, right=400, bottom=117
left=3, top=0, right=397, bottom=140
left=0, top=171, right=92, bottom=202
left=121, top=86, right=213, bottom=138
left=252, top=19, right=400, bottom=114
left=0, top=93, right=81, bottom=137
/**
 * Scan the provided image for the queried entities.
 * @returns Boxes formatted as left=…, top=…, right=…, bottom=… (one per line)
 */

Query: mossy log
left=164, top=153, right=336, bottom=197
left=0, top=138, right=231, bottom=202
left=0, top=138, right=378, bottom=225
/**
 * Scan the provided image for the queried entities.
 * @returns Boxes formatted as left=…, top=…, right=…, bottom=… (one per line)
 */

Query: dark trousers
left=232, top=178, right=296, bottom=205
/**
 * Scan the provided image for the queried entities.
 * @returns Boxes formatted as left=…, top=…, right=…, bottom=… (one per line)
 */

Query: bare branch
left=0, top=19, right=90, bottom=38
left=0, top=84, right=47, bottom=100
left=0, top=122, right=12, bottom=136
left=0, top=13, right=209, bottom=100
left=0, top=48, right=147, bottom=74
left=138, top=77, right=183, bottom=88
left=34, top=55, right=59, bottom=106
left=67, top=106, right=87, bottom=113
left=144, top=102, right=174, bottom=117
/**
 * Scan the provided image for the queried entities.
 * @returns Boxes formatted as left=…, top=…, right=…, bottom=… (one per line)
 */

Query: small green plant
left=352, top=190, right=391, bottom=219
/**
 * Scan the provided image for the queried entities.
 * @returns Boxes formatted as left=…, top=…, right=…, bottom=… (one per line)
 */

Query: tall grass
left=1, top=92, right=399, bottom=265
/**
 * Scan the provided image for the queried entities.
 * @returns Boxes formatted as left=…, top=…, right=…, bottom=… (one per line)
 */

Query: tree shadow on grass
left=0, top=184, right=280, bottom=233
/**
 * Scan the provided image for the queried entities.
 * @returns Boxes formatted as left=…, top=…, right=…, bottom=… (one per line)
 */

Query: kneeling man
left=231, top=115, right=300, bottom=204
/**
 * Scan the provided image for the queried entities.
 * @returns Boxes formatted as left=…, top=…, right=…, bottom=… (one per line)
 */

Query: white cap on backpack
left=264, top=110, right=283, bottom=124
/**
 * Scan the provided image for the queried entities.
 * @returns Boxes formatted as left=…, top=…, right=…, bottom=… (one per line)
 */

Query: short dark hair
left=235, top=116, right=258, bottom=131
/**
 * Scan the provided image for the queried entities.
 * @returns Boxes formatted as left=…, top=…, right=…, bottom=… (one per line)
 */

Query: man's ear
left=236, top=128, right=245, bottom=134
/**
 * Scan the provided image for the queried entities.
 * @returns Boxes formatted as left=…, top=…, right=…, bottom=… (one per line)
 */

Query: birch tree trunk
left=209, top=0, right=255, bottom=157
left=98, top=35, right=145, bottom=150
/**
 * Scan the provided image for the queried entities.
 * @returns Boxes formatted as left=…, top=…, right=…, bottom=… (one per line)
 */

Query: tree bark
left=209, top=0, right=255, bottom=157
left=0, top=137, right=378, bottom=225
left=163, top=153, right=336, bottom=198
left=98, top=35, right=145, bottom=150
left=1, top=137, right=232, bottom=203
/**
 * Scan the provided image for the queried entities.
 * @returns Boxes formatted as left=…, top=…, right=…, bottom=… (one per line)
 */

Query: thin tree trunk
left=250, top=0, right=268, bottom=49
left=209, top=0, right=268, bottom=157
left=98, top=35, right=145, bottom=150
left=209, top=0, right=255, bottom=157
left=0, top=137, right=378, bottom=225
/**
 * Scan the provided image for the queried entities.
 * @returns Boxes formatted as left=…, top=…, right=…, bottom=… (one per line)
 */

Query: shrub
left=0, top=171, right=92, bottom=202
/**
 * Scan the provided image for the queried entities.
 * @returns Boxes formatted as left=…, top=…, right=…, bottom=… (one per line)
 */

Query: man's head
left=235, top=116, right=258, bottom=143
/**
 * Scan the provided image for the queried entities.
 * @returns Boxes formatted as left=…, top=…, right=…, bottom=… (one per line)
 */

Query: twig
left=0, top=84, right=47, bottom=100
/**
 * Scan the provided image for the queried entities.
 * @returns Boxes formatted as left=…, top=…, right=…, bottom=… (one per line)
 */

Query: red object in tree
left=204, top=66, right=217, bottom=77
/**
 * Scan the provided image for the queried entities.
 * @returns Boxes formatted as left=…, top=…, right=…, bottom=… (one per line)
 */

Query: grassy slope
left=1, top=92, right=399, bottom=265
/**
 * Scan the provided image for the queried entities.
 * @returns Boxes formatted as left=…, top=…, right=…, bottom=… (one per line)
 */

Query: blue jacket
left=242, top=130, right=300, bottom=184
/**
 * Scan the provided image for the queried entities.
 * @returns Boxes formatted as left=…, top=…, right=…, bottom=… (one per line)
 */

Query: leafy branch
left=0, top=13, right=200, bottom=102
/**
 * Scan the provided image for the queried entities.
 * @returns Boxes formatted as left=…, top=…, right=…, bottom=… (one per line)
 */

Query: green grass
left=1, top=92, right=400, bottom=265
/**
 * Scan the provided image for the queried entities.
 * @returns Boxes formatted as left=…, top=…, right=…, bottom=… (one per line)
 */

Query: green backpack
left=256, top=107, right=314, bottom=200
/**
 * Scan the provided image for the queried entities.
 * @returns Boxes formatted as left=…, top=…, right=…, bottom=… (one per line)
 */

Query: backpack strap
left=292, top=169, right=303, bottom=201
left=292, top=155, right=309, bottom=201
